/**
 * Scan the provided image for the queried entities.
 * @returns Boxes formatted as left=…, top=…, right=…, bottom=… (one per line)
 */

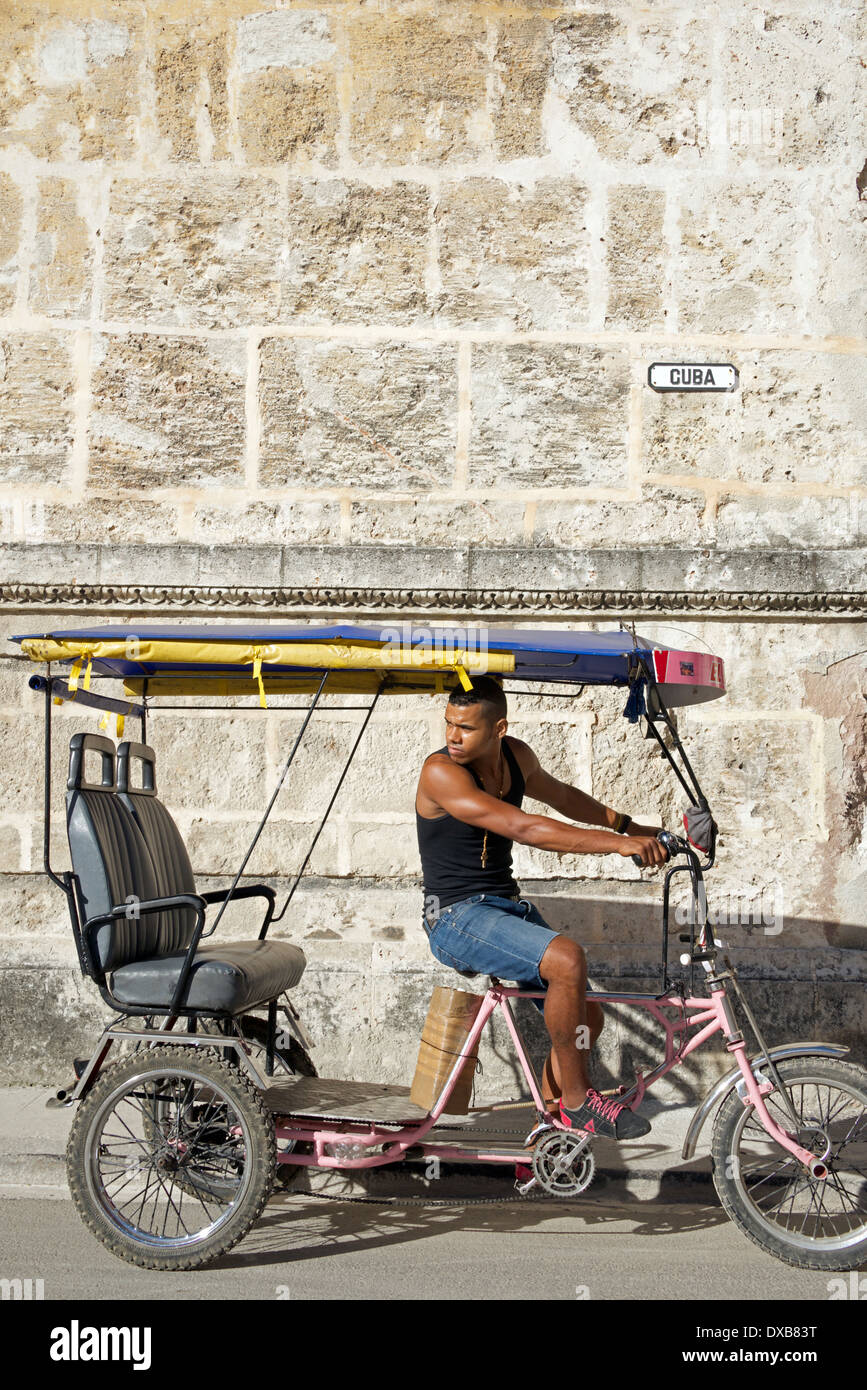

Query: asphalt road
left=0, top=1190, right=856, bottom=1303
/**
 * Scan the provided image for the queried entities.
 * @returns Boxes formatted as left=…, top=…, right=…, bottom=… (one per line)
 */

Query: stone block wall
left=0, top=1, right=864, bottom=1092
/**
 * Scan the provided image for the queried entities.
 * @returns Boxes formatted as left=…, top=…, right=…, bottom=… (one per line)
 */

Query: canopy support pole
left=207, top=670, right=330, bottom=939
left=639, top=663, right=717, bottom=874
left=41, top=668, right=65, bottom=892
left=645, top=714, right=700, bottom=807
left=270, top=680, right=385, bottom=932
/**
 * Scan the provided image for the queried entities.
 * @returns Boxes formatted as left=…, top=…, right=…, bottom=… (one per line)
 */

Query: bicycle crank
left=530, top=1130, right=596, bottom=1197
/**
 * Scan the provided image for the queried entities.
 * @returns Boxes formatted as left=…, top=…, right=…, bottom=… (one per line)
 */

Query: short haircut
left=446, top=675, right=507, bottom=724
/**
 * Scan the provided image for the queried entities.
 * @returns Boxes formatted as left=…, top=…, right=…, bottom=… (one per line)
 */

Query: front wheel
left=712, top=1056, right=867, bottom=1271
left=67, top=1046, right=275, bottom=1271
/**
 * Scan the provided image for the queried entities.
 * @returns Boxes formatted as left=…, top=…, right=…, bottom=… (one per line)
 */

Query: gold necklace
left=480, top=751, right=507, bottom=868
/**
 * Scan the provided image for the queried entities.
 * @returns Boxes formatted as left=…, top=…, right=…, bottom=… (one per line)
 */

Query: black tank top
left=416, top=740, right=525, bottom=912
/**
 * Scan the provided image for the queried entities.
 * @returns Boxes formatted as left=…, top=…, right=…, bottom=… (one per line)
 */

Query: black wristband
left=613, top=813, right=633, bottom=835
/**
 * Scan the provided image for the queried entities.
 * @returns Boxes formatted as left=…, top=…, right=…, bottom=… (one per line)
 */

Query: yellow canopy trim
left=122, top=670, right=506, bottom=698
left=22, top=638, right=513, bottom=682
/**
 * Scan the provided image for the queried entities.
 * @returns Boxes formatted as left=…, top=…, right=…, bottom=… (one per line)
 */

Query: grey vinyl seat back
left=65, top=733, right=195, bottom=975
left=117, top=741, right=198, bottom=947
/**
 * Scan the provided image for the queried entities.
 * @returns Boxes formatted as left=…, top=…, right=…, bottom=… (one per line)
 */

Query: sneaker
left=559, top=1088, right=651, bottom=1141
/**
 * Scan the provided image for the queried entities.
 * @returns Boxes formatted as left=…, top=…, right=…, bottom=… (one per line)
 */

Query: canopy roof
left=12, top=622, right=725, bottom=706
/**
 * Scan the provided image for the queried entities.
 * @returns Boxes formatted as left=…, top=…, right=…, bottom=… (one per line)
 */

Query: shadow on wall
left=2, top=893, right=864, bottom=1091
left=499, top=893, right=867, bottom=1105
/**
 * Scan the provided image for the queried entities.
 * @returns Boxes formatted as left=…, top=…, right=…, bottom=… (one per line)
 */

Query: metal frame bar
left=68, top=1019, right=273, bottom=1101
left=63, top=979, right=828, bottom=1179
left=41, top=671, right=65, bottom=892
left=82, top=893, right=210, bottom=1015
left=638, top=656, right=713, bottom=829
left=206, top=669, right=330, bottom=940
left=271, top=681, right=385, bottom=927
left=682, top=1042, right=850, bottom=1159
left=270, top=982, right=824, bottom=1174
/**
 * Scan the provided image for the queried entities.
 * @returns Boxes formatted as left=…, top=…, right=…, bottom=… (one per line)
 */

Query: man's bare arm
left=421, top=757, right=667, bottom=865
left=515, top=738, right=661, bottom=838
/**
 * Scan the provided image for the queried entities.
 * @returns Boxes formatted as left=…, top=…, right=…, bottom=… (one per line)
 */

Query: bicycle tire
left=67, top=1045, right=275, bottom=1271
left=711, top=1056, right=867, bottom=1271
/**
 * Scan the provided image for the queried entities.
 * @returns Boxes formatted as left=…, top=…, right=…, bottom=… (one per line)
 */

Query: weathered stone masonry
left=0, top=2, right=864, bottom=1092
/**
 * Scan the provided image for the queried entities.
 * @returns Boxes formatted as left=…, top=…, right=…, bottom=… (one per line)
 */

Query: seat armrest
left=200, top=885, right=276, bottom=940
left=86, top=894, right=208, bottom=1015
left=84, top=893, right=208, bottom=929
left=201, top=885, right=275, bottom=906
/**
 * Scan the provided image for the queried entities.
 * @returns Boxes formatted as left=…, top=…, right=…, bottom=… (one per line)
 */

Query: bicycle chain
left=283, top=1183, right=591, bottom=1209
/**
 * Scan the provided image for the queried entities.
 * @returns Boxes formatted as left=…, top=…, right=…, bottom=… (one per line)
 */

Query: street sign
left=648, top=363, right=738, bottom=392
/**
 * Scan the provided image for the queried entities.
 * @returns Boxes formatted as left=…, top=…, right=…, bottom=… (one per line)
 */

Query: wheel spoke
left=158, top=1168, right=190, bottom=1239
left=89, top=1072, right=253, bottom=1242
left=834, top=1159, right=867, bottom=1182
left=132, top=1164, right=161, bottom=1229
left=826, top=1173, right=867, bottom=1216
left=834, top=1112, right=866, bottom=1152
left=823, top=1088, right=855, bottom=1127
left=751, top=1172, right=808, bottom=1212
left=745, top=1160, right=798, bottom=1194
left=796, top=1180, right=822, bottom=1235
left=724, top=1063, right=867, bottom=1257
left=811, top=1179, right=838, bottom=1238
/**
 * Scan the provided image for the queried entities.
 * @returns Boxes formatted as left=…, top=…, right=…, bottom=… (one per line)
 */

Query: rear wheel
left=712, top=1057, right=867, bottom=1270
left=67, top=1045, right=275, bottom=1271
left=144, top=1016, right=316, bottom=1197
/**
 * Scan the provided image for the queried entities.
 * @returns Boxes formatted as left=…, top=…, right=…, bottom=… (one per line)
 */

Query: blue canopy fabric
left=11, top=622, right=726, bottom=705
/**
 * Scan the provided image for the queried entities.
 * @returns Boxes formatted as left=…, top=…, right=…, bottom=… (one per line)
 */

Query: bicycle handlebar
left=630, top=828, right=685, bottom=867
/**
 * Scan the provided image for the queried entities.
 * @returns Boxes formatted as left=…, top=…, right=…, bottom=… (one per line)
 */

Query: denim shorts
left=422, top=893, right=558, bottom=1013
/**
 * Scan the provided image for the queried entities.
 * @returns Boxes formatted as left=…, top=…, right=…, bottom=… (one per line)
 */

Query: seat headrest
left=68, top=733, right=116, bottom=792
left=117, top=741, right=157, bottom=796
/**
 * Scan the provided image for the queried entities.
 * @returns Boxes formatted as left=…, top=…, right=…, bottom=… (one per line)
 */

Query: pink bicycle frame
left=273, top=982, right=823, bottom=1174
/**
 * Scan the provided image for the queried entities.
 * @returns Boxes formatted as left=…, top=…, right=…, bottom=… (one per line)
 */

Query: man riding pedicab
left=416, top=676, right=668, bottom=1141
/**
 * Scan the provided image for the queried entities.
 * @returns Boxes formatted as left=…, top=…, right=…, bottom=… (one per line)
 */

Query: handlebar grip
left=630, top=846, right=671, bottom=867
left=631, top=830, right=676, bottom=867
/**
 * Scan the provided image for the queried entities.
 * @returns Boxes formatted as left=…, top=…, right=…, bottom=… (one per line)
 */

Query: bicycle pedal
left=515, top=1173, right=538, bottom=1195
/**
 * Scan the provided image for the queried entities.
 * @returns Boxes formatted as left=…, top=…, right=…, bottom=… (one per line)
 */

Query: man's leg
left=537, top=936, right=652, bottom=1139
left=542, top=1002, right=604, bottom=1110
left=537, top=935, right=594, bottom=1110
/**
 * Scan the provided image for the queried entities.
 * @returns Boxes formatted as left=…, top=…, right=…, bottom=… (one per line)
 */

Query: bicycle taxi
left=11, top=621, right=867, bottom=1272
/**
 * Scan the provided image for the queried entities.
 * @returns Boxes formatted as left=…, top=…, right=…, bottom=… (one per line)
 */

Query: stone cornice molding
left=1, top=583, right=864, bottom=617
